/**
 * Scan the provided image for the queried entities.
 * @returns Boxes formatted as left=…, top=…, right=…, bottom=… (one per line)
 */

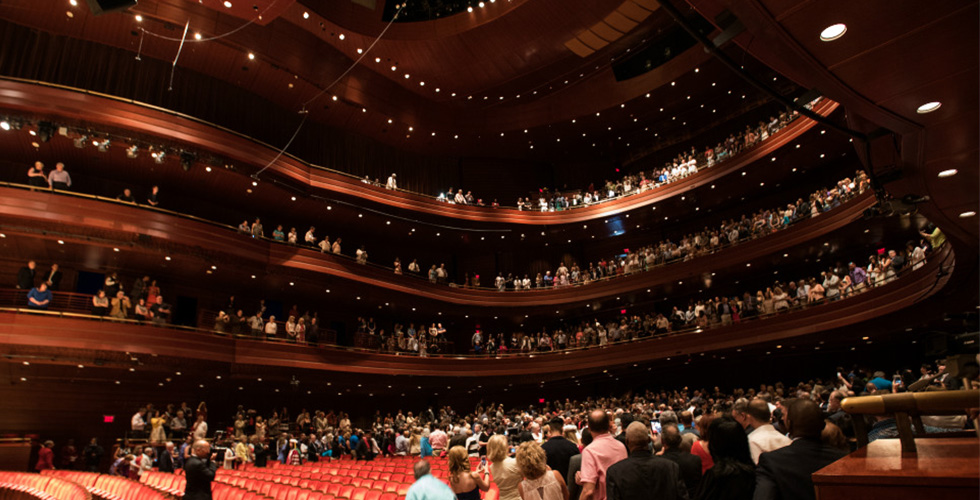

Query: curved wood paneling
left=0, top=79, right=838, bottom=225
left=0, top=187, right=876, bottom=307
left=0, top=243, right=951, bottom=377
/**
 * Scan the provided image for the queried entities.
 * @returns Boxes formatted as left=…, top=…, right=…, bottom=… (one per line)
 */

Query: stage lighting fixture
left=0, top=120, right=9, bottom=131
left=126, top=145, right=138, bottom=158
left=97, top=139, right=110, bottom=152
left=73, top=135, right=89, bottom=148
left=152, top=151, right=165, bottom=164
left=36, top=121, right=54, bottom=143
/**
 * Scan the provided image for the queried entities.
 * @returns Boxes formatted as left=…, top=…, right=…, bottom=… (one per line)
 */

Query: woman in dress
left=487, top=434, right=523, bottom=500
left=146, top=280, right=160, bottom=306
left=149, top=411, right=168, bottom=445
left=91, top=290, right=109, bottom=316
left=448, top=445, right=489, bottom=500
left=516, top=441, right=568, bottom=500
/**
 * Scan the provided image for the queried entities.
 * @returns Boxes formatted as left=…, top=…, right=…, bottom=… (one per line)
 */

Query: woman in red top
left=35, top=440, right=55, bottom=471
left=691, top=414, right=716, bottom=474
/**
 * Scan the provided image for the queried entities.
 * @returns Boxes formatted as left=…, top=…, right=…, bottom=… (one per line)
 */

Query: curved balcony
left=0, top=78, right=838, bottom=225
left=0, top=185, right=876, bottom=307
left=0, top=242, right=952, bottom=377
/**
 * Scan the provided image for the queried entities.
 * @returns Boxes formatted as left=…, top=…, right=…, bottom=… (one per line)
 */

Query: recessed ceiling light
left=937, top=169, right=958, bottom=178
left=916, top=101, right=942, bottom=114
left=819, top=23, right=846, bottom=41
left=247, top=52, right=255, bottom=60
left=959, top=211, right=976, bottom=218
left=303, top=11, right=309, bottom=19
left=223, top=1, right=232, bottom=7
left=134, top=14, right=143, bottom=22
left=194, top=33, right=202, bottom=40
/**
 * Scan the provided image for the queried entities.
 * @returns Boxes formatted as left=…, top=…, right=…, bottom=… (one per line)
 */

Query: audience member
left=43, top=263, right=62, bottom=290
left=516, top=440, right=569, bottom=500
left=27, top=282, right=52, bottom=309
left=579, top=410, right=628, bottom=500
left=733, top=398, right=791, bottom=465
left=542, top=416, right=579, bottom=481
left=27, top=161, right=47, bottom=188
left=447, top=446, right=489, bottom=500
left=16, top=260, right=36, bottom=289
left=694, top=416, right=754, bottom=500
left=660, top=425, right=701, bottom=498
left=183, top=440, right=218, bottom=500
left=406, top=459, right=455, bottom=500
left=117, top=188, right=136, bottom=203
left=606, top=421, right=686, bottom=500
left=48, top=162, right=72, bottom=190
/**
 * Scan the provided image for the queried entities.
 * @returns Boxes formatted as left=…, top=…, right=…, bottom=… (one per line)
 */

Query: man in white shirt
left=465, top=424, right=483, bottom=457
left=386, top=173, right=397, bottom=189
left=733, top=398, right=791, bottom=464
left=304, top=227, right=317, bottom=246
left=131, top=408, right=147, bottom=434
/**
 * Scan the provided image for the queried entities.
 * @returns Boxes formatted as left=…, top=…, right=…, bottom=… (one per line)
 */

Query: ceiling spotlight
left=126, top=145, right=138, bottom=158
left=356, top=48, right=363, bottom=54
left=223, top=1, right=233, bottom=7
left=97, top=139, right=110, bottom=152
left=247, top=52, right=255, bottom=60
left=375, top=57, right=381, bottom=63
left=960, top=211, right=976, bottom=218
left=135, top=14, right=143, bottom=22
left=302, top=11, right=309, bottom=19
left=69, top=0, right=77, bottom=5
left=391, top=65, right=397, bottom=71
left=479, top=2, right=485, bottom=8
left=153, top=151, right=165, bottom=164
left=194, top=33, right=202, bottom=40
left=339, top=34, right=346, bottom=40
left=819, top=23, right=847, bottom=41
left=916, top=101, right=942, bottom=114
left=73, top=135, right=88, bottom=148
left=937, top=169, right=958, bottom=178
left=404, top=74, right=410, bottom=79
left=467, top=6, right=473, bottom=12
left=0, top=120, right=9, bottom=131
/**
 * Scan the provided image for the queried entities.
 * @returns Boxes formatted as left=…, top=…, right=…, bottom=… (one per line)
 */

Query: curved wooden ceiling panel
left=0, top=243, right=952, bottom=377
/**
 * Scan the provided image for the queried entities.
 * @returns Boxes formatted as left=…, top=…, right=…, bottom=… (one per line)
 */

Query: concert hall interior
left=0, top=1, right=976, bottom=499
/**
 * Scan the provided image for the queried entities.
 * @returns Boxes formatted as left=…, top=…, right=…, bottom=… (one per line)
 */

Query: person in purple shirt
left=847, top=262, right=867, bottom=294
left=27, top=283, right=52, bottom=309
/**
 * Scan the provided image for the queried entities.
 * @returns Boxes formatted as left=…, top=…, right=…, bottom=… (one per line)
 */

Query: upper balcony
left=0, top=78, right=839, bottom=226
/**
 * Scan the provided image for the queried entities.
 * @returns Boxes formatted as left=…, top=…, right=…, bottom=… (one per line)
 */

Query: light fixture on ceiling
left=338, top=34, right=345, bottom=40
left=0, top=120, right=9, bottom=131
left=916, top=101, right=942, bottom=114
left=302, top=11, right=309, bottom=19
left=937, top=169, right=958, bottom=178
left=247, top=52, right=255, bottom=60
left=223, top=1, right=233, bottom=8
left=960, top=211, right=976, bottom=218
left=819, top=23, right=847, bottom=41
left=135, top=14, right=142, bottom=22
left=194, top=33, right=202, bottom=40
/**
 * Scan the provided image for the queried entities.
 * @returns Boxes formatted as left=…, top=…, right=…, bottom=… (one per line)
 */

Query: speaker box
left=85, top=0, right=137, bottom=16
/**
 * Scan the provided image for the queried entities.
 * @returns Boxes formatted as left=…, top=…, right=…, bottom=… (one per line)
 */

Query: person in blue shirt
left=406, top=460, right=455, bottom=500
left=27, top=283, right=52, bottom=309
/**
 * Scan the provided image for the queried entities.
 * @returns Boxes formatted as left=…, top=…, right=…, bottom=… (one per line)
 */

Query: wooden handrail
left=843, top=389, right=979, bottom=453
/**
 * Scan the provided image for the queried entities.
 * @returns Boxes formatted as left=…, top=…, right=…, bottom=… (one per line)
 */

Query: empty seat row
left=0, top=471, right=90, bottom=500
left=42, top=470, right=163, bottom=500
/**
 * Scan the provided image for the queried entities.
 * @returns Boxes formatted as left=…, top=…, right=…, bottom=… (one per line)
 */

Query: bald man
left=579, top=410, right=627, bottom=500
left=183, top=440, right=217, bottom=500
left=606, top=421, right=688, bottom=500
left=733, top=398, right=791, bottom=464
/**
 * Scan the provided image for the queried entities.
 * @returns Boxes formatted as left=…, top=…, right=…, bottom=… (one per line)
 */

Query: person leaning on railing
left=26, top=282, right=52, bottom=310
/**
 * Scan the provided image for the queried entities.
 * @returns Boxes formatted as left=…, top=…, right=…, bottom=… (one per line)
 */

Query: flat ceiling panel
left=577, top=30, right=611, bottom=50
left=590, top=21, right=624, bottom=42
left=605, top=11, right=639, bottom=33
left=564, top=38, right=596, bottom=57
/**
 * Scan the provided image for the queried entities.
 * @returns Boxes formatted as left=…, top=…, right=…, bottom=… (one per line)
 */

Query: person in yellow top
left=149, top=411, right=168, bottom=445
left=110, top=291, right=131, bottom=319
left=919, top=226, right=946, bottom=250
left=235, top=438, right=252, bottom=466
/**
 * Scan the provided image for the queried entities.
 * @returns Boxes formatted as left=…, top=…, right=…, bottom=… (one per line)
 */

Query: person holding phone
left=447, top=446, right=489, bottom=500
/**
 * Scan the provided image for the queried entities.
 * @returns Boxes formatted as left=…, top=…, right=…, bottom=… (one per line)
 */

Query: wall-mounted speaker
left=85, top=0, right=137, bottom=16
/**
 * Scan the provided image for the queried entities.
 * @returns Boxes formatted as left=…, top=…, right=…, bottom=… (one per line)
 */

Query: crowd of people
left=432, top=98, right=821, bottom=212
left=485, top=171, right=870, bottom=291
left=466, top=236, right=935, bottom=355
left=35, top=356, right=976, bottom=500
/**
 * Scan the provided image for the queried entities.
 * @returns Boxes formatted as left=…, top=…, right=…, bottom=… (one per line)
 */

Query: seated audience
left=27, top=282, right=52, bottom=309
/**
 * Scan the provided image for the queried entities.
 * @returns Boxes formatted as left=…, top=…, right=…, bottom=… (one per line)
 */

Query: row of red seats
left=216, top=475, right=399, bottom=500
left=141, top=471, right=266, bottom=499
left=42, top=470, right=164, bottom=500
left=219, top=468, right=409, bottom=498
left=0, top=483, right=49, bottom=500
left=223, top=469, right=413, bottom=487
left=0, top=472, right=90, bottom=500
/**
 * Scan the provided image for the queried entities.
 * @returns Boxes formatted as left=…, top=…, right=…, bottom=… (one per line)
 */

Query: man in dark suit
left=753, top=399, right=848, bottom=500
left=660, top=425, right=702, bottom=498
left=606, top=421, right=689, bottom=500
left=16, top=260, right=36, bottom=289
left=183, top=440, right=217, bottom=500
left=158, top=441, right=175, bottom=473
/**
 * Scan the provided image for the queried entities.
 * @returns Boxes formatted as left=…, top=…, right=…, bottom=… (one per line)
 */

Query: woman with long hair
left=447, top=445, right=489, bottom=500
left=488, top=434, right=522, bottom=500
left=695, top=416, right=755, bottom=500
left=516, top=441, right=568, bottom=500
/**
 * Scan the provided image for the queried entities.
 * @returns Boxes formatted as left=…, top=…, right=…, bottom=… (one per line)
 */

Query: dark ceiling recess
left=382, top=0, right=478, bottom=22
left=612, top=12, right=715, bottom=81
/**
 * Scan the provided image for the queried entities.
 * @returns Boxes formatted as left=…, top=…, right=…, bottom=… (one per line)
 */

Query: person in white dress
left=516, top=441, right=569, bottom=500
